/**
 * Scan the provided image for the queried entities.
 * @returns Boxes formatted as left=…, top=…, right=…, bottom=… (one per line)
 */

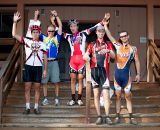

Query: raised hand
left=102, top=13, right=110, bottom=26
left=13, top=11, right=21, bottom=23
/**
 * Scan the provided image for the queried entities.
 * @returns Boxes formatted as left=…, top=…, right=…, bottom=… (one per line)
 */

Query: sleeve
left=56, top=33, right=61, bottom=43
left=107, top=41, right=114, bottom=51
left=110, top=40, right=121, bottom=50
left=40, top=42, right=47, bottom=54
left=86, top=43, right=93, bottom=55
left=26, top=19, right=41, bottom=38
left=81, top=23, right=102, bottom=36
left=39, top=33, right=46, bottom=42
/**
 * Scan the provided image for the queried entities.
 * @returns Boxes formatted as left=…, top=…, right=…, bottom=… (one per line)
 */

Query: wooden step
left=3, top=104, right=160, bottom=114
left=5, top=95, right=160, bottom=106
left=1, top=122, right=160, bottom=128
left=2, top=113, right=160, bottom=124
left=2, top=81, right=160, bottom=128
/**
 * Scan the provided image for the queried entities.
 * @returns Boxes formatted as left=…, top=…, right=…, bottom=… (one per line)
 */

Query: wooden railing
left=0, top=43, right=21, bottom=123
left=147, top=39, right=160, bottom=82
left=85, top=61, right=92, bottom=123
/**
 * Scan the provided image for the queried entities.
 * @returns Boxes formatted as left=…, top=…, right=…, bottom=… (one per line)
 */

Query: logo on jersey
left=31, top=42, right=40, bottom=55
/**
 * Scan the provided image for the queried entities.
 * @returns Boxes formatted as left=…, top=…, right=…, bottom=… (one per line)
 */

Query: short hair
left=47, top=24, right=56, bottom=29
left=119, top=31, right=128, bottom=36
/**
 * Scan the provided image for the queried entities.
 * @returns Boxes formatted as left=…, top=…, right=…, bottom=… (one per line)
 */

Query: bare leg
left=115, top=90, right=122, bottom=113
left=42, top=84, right=48, bottom=97
left=125, top=92, right=132, bottom=113
left=24, top=82, right=32, bottom=104
left=93, top=88, right=100, bottom=116
left=70, top=73, right=77, bottom=95
left=54, top=83, right=59, bottom=97
left=77, top=74, right=84, bottom=95
left=33, top=82, right=41, bottom=104
left=102, top=89, right=110, bottom=116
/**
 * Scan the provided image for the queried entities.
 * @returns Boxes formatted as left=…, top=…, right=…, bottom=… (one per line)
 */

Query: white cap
left=96, top=25, right=105, bottom=31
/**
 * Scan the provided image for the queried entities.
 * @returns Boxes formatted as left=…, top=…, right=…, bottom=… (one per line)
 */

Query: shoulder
left=131, top=45, right=137, bottom=51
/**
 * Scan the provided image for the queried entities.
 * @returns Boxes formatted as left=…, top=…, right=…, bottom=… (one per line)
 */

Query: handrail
left=147, top=39, right=160, bottom=82
left=0, top=43, right=21, bottom=123
left=85, top=61, right=92, bottom=123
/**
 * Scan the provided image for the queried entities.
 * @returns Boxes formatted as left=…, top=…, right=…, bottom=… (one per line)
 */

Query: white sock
left=34, top=103, right=39, bottom=109
left=26, top=103, right=30, bottom=109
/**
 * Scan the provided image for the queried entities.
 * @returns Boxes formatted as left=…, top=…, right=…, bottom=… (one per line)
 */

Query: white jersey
left=22, top=37, right=47, bottom=66
left=26, top=19, right=41, bottom=38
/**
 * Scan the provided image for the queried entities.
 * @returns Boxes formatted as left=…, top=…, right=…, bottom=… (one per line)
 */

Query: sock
left=26, top=103, right=30, bottom=109
left=117, top=113, right=120, bottom=118
left=55, top=96, right=59, bottom=99
left=72, top=94, right=76, bottom=101
left=34, top=103, right=39, bottom=109
left=129, top=113, right=133, bottom=119
left=44, top=96, right=47, bottom=99
left=78, top=94, right=82, bottom=100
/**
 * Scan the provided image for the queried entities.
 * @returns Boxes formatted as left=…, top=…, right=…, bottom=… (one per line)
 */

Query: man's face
left=96, top=29, right=105, bottom=39
left=70, top=23, right=78, bottom=34
left=31, top=30, right=40, bottom=40
left=119, top=32, right=129, bottom=44
left=47, top=26, right=55, bottom=38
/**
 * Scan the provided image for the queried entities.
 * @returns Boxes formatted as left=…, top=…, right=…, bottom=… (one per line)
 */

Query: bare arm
left=103, top=13, right=117, bottom=44
left=51, top=10, right=62, bottom=35
left=109, top=50, right=115, bottom=59
left=42, top=53, right=48, bottom=78
left=134, top=47, right=141, bottom=83
left=34, top=10, right=39, bottom=21
left=12, top=12, right=22, bottom=42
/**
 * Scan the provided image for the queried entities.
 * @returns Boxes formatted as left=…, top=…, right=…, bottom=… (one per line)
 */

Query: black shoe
left=114, top=117, right=120, bottom=124
left=130, top=118, right=138, bottom=125
left=96, top=116, right=103, bottom=125
left=23, top=109, right=30, bottom=115
left=34, top=108, right=41, bottom=115
left=105, top=117, right=113, bottom=125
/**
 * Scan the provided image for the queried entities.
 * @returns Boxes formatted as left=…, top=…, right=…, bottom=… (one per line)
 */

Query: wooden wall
left=1, top=0, right=160, bottom=81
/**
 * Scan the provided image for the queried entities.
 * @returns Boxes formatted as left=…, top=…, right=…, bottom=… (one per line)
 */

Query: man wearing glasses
left=103, top=13, right=140, bottom=125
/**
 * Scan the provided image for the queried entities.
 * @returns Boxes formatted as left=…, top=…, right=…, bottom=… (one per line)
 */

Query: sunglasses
left=120, top=34, right=127, bottom=38
left=48, top=30, right=55, bottom=32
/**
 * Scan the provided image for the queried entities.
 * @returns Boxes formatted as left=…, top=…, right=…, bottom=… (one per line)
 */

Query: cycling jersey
left=112, top=41, right=139, bottom=92
left=86, top=39, right=113, bottom=89
left=21, top=37, right=47, bottom=66
left=39, top=33, right=61, bottom=60
left=64, top=23, right=102, bottom=73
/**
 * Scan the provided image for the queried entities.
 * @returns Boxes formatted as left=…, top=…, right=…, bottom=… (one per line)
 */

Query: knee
left=71, top=78, right=76, bottom=83
left=25, top=87, right=30, bottom=93
left=115, top=94, right=121, bottom=100
left=125, top=93, right=132, bottom=100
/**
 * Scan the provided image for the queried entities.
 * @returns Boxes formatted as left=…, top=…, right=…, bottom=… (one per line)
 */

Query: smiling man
left=103, top=13, right=140, bottom=125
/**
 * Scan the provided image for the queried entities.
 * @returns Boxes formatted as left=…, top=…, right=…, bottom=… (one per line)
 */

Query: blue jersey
left=39, top=33, right=61, bottom=60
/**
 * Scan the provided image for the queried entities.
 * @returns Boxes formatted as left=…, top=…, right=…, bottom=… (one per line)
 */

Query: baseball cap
left=96, top=25, right=105, bottom=31
left=68, top=19, right=79, bottom=26
left=31, top=25, right=41, bottom=33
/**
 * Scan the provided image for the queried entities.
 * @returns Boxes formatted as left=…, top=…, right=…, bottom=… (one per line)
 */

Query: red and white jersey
left=21, top=37, right=47, bottom=66
left=86, top=39, right=113, bottom=78
left=64, top=23, right=102, bottom=56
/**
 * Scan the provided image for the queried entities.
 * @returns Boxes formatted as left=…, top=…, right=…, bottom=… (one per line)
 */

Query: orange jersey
left=113, top=41, right=139, bottom=69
